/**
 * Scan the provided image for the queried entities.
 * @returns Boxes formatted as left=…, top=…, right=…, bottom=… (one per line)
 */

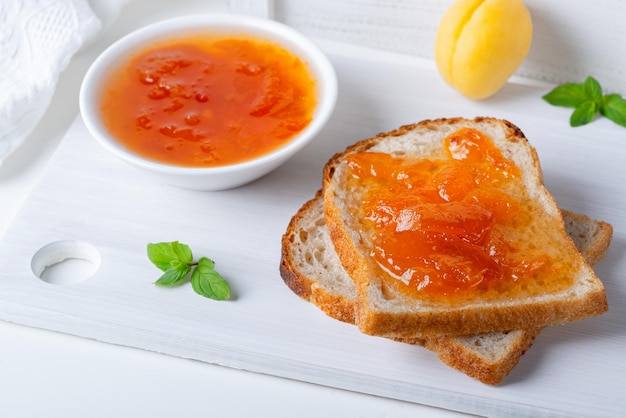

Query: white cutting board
left=1, top=41, right=625, bottom=417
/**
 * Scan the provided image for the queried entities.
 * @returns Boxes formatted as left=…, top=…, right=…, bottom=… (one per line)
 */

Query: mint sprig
left=542, top=76, right=626, bottom=128
left=147, top=241, right=231, bottom=300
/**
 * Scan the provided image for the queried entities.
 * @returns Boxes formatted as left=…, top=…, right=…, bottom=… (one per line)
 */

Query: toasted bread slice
left=280, top=190, right=612, bottom=384
left=322, top=117, right=608, bottom=337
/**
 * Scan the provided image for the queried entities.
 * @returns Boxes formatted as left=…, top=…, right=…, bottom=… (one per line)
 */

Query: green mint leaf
left=169, top=258, right=188, bottom=271
left=171, top=241, right=193, bottom=265
left=190, top=257, right=231, bottom=300
left=600, top=94, right=626, bottom=128
left=147, top=242, right=180, bottom=271
left=148, top=242, right=231, bottom=300
left=543, top=76, right=626, bottom=129
left=583, top=76, right=603, bottom=102
left=570, top=101, right=598, bottom=127
left=155, top=264, right=191, bottom=286
left=542, top=82, right=588, bottom=108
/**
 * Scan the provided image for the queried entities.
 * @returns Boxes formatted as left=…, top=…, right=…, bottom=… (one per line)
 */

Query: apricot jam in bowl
left=79, top=14, right=337, bottom=190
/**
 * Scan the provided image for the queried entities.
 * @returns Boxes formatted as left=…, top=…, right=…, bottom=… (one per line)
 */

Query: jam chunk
left=347, top=128, right=567, bottom=300
left=100, top=35, right=316, bottom=167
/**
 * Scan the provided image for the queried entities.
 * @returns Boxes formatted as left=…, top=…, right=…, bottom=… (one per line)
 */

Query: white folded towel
left=0, top=0, right=114, bottom=164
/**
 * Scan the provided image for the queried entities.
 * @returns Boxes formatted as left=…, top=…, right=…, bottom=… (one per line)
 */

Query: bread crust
left=322, top=117, right=608, bottom=337
left=561, top=210, right=613, bottom=266
left=423, top=329, right=541, bottom=385
left=279, top=189, right=612, bottom=384
left=280, top=190, right=357, bottom=324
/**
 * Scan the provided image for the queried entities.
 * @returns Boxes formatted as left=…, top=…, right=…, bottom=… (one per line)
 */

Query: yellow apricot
left=435, top=0, right=533, bottom=99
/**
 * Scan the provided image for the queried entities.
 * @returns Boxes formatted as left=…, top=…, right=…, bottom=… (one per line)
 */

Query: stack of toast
left=280, top=117, right=611, bottom=384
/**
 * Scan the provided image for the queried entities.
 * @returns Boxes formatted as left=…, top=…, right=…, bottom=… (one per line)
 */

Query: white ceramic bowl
left=79, top=14, right=337, bottom=191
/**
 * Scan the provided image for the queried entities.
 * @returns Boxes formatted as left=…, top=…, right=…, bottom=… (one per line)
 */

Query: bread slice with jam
left=279, top=189, right=611, bottom=384
left=322, top=117, right=608, bottom=338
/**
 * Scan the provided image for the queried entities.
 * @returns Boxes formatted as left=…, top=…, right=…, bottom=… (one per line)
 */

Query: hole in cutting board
left=31, top=240, right=102, bottom=285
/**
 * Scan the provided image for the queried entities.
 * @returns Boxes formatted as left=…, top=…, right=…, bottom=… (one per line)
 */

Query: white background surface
left=2, top=1, right=625, bottom=417
left=0, top=1, right=469, bottom=417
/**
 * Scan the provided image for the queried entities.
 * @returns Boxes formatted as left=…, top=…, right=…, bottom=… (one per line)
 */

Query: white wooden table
left=2, top=1, right=625, bottom=417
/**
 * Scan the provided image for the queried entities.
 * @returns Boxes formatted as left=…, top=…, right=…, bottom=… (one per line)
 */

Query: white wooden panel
left=227, top=0, right=274, bottom=18
left=0, top=41, right=624, bottom=417
left=229, top=0, right=626, bottom=96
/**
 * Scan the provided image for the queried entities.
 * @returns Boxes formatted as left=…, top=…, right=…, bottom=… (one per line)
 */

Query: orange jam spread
left=347, top=128, right=579, bottom=303
left=100, top=34, right=316, bottom=167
